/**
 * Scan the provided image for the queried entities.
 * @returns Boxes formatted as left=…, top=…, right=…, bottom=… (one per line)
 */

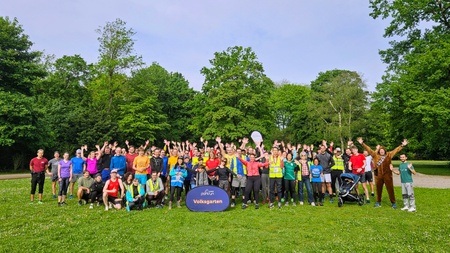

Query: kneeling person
left=77, top=171, right=94, bottom=205
left=146, top=171, right=165, bottom=208
left=89, top=174, right=104, bottom=209
left=103, top=169, right=125, bottom=211
left=125, top=178, right=146, bottom=211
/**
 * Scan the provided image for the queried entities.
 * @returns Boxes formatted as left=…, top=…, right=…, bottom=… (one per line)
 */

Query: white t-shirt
left=365, top=156, right=372, bottom=172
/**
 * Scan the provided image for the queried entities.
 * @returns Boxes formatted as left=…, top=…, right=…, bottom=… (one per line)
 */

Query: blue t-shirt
left=310, top=164, right=323, bottom=183
left=110, top=155, right=126, bottom=176
left=71, top=157, right=85, bottom=174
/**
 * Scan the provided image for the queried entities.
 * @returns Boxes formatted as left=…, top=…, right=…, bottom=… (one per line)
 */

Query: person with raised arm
left=357, top=137, right=408, bottom=209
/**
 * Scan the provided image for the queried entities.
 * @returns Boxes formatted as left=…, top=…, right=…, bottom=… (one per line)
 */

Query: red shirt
left=206, top=158, right=220, bottom=176
left=107, top=178, right=120, bottom=197
left=30, top=157, right=49, bottom=173
left=349, top=154, right=366, bottom=175
left=238, top=158, right=269, bottom=176
left=125, top=153, right=138, bottom=173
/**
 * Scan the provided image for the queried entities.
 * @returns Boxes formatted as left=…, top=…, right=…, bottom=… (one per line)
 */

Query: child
left=310, top=158, right=324, bottom=206
left=195, top=165, right=209, bottom=187
left=391, top=154, right=416, bottom=212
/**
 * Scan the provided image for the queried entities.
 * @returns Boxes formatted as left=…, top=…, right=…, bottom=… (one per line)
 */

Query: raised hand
left=347, top=140, right=353, bottom=146
left=215, top=136, right=221, bottom=143
left=329, top=142, right=334, bottom=147
left=402, top=139, right=408, bottom=146
left=357, top=137, right=363, bottom=144
left=113, top=141, right=118, bottom=147
left=200, top=137, right=204, bottom=142
left=145, top=140, right=150, bottom=146
left=125, top=140, right=129, bottom=146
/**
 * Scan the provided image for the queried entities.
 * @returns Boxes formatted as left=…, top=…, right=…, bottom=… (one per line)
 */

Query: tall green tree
left=191, top=46, right=275, bottom=141
left=309, top=70, right=369, bottom=147
left=268, top=83, right=311, bottom=143
left=0, top=17, right=47, bottom=170
left=370, top=0, right=450, bottom=158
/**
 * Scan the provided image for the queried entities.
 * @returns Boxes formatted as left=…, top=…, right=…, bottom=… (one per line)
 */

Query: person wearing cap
left=89, top=173, right=104, bottom=209
left=68, top=148, right=86, bottom=199
left=330, top=147, right=345, bottom=198
left=110, top=147, right=127, bottom=178
left=103, top=169, right=125, bottom=211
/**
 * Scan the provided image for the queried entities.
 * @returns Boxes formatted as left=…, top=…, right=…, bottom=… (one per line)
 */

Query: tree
left=309, top=70, right=369, bottom=147
left=191, top=46, right=275, bottom=141
left=95, top=18, right=143, bottom=112
left=0, top=17, right=46, bottom=95
left=117, top=66, right=169, bottom=144
left=268, top=83, right=311, bottom=143
left=370, top=0, right=450, bottom=158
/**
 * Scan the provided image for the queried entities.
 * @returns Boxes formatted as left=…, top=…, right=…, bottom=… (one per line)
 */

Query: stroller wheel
left=338, top=198, right=343, bottom=207
left=358, top=198, right=364, bottom=206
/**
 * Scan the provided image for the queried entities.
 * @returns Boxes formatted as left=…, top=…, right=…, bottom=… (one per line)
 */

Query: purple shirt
left=59, top=160, right=72, bottom=178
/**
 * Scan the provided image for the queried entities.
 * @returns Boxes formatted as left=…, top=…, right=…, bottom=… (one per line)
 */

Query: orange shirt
left=133, top=155, right=149, bottom=174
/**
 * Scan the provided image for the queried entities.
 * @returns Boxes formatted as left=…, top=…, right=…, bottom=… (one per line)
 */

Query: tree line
left=1, top=3, right=449, bottom=170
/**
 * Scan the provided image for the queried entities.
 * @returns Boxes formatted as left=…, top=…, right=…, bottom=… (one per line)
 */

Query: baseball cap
left=335, top=148, right=342, bottom=152
left=111, top=169, right=118, bottom=173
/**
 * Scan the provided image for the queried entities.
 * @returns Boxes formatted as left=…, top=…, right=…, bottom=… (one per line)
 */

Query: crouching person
left=89, top=173, right=104, bottom=209
left=77, top=171, right=94, bottom=206
left=103, top=169, right=125, bottom=211
left=125, top=178, right=146, bottom=211
left=146, top=171, right=165, bottom=208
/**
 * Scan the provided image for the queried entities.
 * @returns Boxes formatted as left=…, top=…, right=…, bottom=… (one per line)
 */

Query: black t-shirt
left=99, top=154, right=112, bottom=170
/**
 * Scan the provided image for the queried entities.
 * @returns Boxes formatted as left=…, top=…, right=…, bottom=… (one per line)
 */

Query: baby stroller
left=337, top=173, right=364, bottom=207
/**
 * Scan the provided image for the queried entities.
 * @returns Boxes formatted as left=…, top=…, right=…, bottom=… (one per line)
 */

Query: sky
left=1, top=0, right=391, bottom=91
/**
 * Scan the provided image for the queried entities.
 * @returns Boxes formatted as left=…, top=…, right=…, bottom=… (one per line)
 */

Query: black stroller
left=337, top=173, right=364, bottom=207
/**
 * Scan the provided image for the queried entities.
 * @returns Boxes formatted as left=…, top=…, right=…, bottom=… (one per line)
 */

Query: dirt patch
left=393, top=173, right=450, bottom=189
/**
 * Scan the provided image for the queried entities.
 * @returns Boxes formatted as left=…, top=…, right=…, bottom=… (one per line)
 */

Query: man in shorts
left=348, top=146, right=369, bottom=203
left=363, top=150, right=375, bottom=197
left=102, top=169, right=125, bottom=211
left=316, top=142, right=335, bottom=202
left=77, top=171, right=94, bottom=205
left=48, top=151, right=61, bottom=199
left=69, top=149, right=86, bottom=199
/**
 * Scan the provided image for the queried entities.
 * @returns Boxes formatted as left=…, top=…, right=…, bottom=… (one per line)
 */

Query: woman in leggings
left=58, top=152, right=72, bottom=206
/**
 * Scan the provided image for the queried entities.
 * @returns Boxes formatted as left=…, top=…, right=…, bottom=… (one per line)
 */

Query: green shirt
left=399, top=162, right=414, bottom=183
left=78, top=177, right=94, bottom=189
left=283, top=160, right=297, bottom=180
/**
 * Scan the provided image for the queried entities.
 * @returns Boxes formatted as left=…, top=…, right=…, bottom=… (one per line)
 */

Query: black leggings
left=58, top=178, right=70, bottom=196
left=170, top=186, right=182, bottom=202
left=31, top=172, right=45, bottom=194
left=244, top=176, right=261, bottom=204
left=284, top=179, right=296, bottom=201
left=269, top=178, right=282, bottom=203
left=312, top=182, right=324, bottom=202
left=90, top=191, right=103, bottom=203
left=331, top=170, right=343, bottom=194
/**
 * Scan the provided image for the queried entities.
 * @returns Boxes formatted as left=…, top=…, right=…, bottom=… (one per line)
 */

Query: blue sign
left=185, top=186, right=230, bottom=212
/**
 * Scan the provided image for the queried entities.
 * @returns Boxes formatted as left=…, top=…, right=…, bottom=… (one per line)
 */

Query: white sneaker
left=408, top=207, right=416, bottom=212
left=300, top=201, right=304, bottom=206
left=89, top=204, right=94, bottom=209
left=401, top=206, right=409, bottom=211
left=104, top=206, right=109, bottom=211
left=311, top=202, right=316, bottom=206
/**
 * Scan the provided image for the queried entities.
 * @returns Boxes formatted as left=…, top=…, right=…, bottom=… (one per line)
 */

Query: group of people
left=28, top=136, right=417, bottom=212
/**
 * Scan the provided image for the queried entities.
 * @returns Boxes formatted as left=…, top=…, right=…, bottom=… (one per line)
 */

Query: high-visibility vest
left=147, top=179, right=160, bottom=192
left=269, top=156, right=282, bottom=178
left=332, top=156, right=345, bottom=171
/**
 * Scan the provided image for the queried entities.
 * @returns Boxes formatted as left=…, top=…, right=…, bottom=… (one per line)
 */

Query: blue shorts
left=135, top=174, right=147, bottom=185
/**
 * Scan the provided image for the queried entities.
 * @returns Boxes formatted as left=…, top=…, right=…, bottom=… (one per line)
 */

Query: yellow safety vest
left=147, top=179, right=160, bottom=192
left=269, top=156, right=282, bottom=178
left=230, top=156, right=247, bottom=176
left=332, top=156, right=345, bottom=171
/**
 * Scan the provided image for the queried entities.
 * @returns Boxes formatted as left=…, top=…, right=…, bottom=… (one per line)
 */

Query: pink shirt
left=238, top=158, right=269, bottom=177
left=86, top=158, right=98, bottom=174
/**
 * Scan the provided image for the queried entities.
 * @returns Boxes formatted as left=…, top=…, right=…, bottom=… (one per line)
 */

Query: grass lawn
left=0, top=179, right=449, bottom=253
left=391, top=160, right=450, bottom=176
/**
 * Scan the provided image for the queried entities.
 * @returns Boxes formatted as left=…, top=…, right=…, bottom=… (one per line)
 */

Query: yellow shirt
left=223, top=154, right=234, bottom=168
left=168, top=156, right=178, bottom=171
left=133, top=155, right=149, bottom=174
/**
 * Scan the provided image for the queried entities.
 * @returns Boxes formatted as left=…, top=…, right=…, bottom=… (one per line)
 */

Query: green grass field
left=0, top=178, right=449, bottom=253
left=391, top=160, right=450, bottom=176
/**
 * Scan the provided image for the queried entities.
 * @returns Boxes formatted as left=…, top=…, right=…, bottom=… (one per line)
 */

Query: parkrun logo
left=186, top=186, right=230, bottom=212
left=200, top=189, right=215, bottom=196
